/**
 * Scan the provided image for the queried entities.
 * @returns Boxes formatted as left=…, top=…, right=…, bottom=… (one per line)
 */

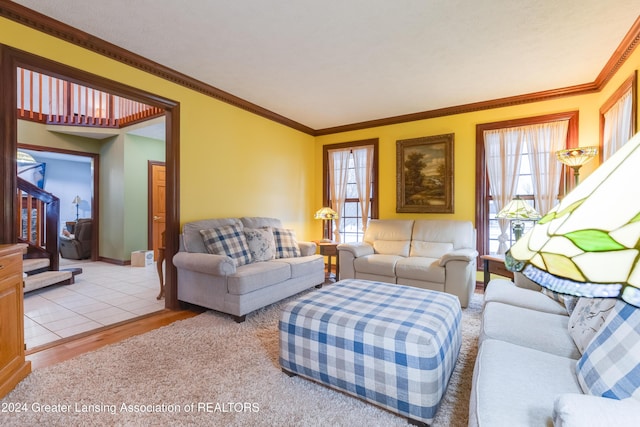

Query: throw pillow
left=576, top=300, right=640, bottom=400
left=272, top=228, right=301, bottom=258
left=541, top=288, right=580, bottom=315
left=568, top=298, right=617, bottom=353
left=244, top=227, right=276, bottom=262
left=200, top=225, right=252, bottom=266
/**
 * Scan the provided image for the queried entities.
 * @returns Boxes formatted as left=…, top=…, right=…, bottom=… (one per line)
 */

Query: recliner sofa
left=337, top=219, right=477, bottom=307
left=59, top=218, right=92, bottom=260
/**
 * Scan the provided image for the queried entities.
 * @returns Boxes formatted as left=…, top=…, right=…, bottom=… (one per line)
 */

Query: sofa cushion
left=364, top=219, right=413, bottom=257
left=272, top=228, right=301, bottom=258
left=240, top=216, right=283, bottom=229
left=481, top=301, right=580, bottom=359
left=484, top=279, right=569, bottom=316
left=568, top=298, right=617, bottom=354
left=395, top=256, right=444, bottom=283
left=576, top=300, right=640, bottom=400
left=469, top=338, right=581, bottom=427
left=227, top=261, right=291, bottom=295
left=273, top=255, right=324, bottom=279
left=244, top=227, right=276, bottom=262
left=183, top=218, right=241, bottom=253
left=354, top=254, right=403, bottom=277
left=200, top=225, right=252, bottom=266
left=412, top=219, right=474, bottom=251
left=410, top=241, right=453, bottom=258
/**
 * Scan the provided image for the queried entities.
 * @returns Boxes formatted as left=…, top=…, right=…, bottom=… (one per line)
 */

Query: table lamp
left=506, top=133, right=640, bottom=307
left=496, top=196, right=541, bottom=241
left=314, top=207, right=338, bottom=242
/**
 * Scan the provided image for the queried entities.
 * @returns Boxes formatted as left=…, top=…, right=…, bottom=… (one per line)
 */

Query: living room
left=1, top=2, right=639, bottom=426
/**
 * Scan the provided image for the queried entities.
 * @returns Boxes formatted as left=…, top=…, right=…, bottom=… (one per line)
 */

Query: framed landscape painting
left=396, top=133, right=454, bottom=213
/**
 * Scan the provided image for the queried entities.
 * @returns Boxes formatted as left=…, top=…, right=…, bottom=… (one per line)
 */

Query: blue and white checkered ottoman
left=279, top=279, right=462, bottom=426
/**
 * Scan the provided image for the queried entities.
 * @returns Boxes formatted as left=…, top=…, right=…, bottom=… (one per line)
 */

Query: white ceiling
left=12, top=0, right=640, bottom=130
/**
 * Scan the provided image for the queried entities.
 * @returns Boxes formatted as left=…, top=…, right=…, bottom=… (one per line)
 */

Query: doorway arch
left=1, top=45, right=181, bottom=309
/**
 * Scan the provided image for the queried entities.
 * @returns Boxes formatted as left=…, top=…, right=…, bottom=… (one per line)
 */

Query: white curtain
left=603, top=89, right=634, bottom=161
left=352, top=146, right=374, bottom=235
left=328, top=149, right=350, bottom=242
left=526, top=121, right=568, bottom=215
left=484, top=128, right=524, bottom=254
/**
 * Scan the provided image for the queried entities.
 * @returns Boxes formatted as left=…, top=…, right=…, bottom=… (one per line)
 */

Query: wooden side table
left=480, top=254, right=514, bottom=288
left=156, top=231, right=165, bottom=300
left=317, top=242, right=339, bottom=282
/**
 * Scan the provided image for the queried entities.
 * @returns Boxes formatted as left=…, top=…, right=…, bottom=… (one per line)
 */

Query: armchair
left=59, top=218, right=92, bottom=260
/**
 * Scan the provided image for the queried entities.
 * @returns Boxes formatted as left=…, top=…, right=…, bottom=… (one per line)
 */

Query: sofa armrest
left=337, top=242, right=374, bottom=258
left=439, top=248, right=478, bottom=266
left=298, top=241, right=317, bottom=257
left=173, top=252, right=236, bottom=275
left=553, top=393, right=640, bottom=427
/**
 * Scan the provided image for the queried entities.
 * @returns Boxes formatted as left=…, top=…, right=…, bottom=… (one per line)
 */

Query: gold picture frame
left=396, top=133, right=454, bottom=213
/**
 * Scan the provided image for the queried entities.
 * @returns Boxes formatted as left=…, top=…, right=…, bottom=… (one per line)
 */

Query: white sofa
left=337, top=219, right=477, bottom=307
left=469, top=277, right=640, bottom=426
left=173, top=217, right=325, bottom=322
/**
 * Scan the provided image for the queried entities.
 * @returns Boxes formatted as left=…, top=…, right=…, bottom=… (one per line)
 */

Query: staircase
left=18, top=178, right=82, bottom=293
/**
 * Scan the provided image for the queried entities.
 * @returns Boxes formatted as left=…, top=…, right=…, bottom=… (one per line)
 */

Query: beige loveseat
left=470, top=277, right=640, bottom=426
left=337, top=219, right=477, bottom=307
left=173, top=217, right=325, bottom=322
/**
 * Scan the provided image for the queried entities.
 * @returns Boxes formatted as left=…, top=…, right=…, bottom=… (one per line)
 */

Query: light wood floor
left=26, top=308, right=202, bottom=370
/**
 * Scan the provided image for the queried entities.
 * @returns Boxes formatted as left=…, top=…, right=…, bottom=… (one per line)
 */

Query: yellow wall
left=315, top=46, right=640, bottom=226
left=4, top=15, right=640, bottom=240
left=1, top=18, right=317, bottom=241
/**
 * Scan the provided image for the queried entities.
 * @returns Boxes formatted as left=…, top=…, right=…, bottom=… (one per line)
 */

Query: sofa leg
left=407, top=418, right=428, bottom=427
left=315, top=283, right=323, bottom=289
left=233, top=315, right=246, bottom=323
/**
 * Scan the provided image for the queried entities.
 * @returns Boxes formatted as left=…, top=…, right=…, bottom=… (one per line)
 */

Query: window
left=322, top=139, right=378, bottom=243
left=600, top=72, right=637, bottom=162
left=476, top=112, right=578, bottom=256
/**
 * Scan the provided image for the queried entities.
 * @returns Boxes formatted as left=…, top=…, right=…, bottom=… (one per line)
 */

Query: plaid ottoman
left=279, top=279, right=462, bottom=426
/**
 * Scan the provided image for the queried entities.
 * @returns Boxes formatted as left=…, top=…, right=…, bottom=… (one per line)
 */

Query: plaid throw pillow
left=576, top=300, right=640, bottom=400
left=200, top=225, right=252, bottom=266
left=272, top=228, right=301, bottom=258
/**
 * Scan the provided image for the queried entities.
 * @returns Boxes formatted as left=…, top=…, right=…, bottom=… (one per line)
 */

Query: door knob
left=153, top=216, right=162, bottom=221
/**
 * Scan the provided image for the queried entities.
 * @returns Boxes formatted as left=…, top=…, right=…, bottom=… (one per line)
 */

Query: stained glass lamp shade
left=314, top=207, right=338, bottom=241
left=506, top=132, right=640, bottom=307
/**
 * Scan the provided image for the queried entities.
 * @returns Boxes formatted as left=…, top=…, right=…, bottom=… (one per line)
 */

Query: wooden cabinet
left=0, top=244, right=31, bottom=399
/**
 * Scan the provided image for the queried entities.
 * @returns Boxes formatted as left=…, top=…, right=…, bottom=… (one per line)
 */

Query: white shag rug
left=2, top=290, right=482, bottom=426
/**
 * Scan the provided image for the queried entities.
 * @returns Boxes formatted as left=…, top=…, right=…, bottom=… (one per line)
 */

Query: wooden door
left=149, top=162, right=166, bottom=260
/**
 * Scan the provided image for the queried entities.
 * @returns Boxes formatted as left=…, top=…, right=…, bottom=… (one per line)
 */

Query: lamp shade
left=496, top=197, right=541, bottom=220
left=506, top=133, right=640, bottom=307
left=555, top=146, right=598, bottom=167
left=314, top=207, right=338, bottom=220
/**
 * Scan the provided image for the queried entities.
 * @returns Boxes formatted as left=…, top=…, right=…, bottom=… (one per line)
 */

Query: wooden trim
left=599, top=71, right=638, bottom=162
left=1, top=44, right=181, bottom=311
left=475, top=111, right=579, bottom=258
left=1, top=3, right=638, bottom=137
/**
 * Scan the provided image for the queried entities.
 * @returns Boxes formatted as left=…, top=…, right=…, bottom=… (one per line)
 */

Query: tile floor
left=23, top=259, right=165, bottom=350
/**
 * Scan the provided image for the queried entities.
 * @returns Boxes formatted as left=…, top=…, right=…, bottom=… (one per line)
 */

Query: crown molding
left=0, top=1, right=315, bottom=136
left=2, top=2, right=639, bottom=137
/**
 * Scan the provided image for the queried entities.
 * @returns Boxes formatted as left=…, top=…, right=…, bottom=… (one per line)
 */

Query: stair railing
left=17, top=177, right=60, bottom=271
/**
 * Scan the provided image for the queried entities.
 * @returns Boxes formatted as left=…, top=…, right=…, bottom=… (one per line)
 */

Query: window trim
left=322, top=138, right=379, bottom=240
left=475, top=111, right=579, bottom=258
left=599, top=71, right=637, bottom=163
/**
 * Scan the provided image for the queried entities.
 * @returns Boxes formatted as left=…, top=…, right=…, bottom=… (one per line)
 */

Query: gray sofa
left=469, top=277, right=640, bottom=426
left=173, top=217, right=325, bottom=322
left=337, top=219, right=477, bottom=307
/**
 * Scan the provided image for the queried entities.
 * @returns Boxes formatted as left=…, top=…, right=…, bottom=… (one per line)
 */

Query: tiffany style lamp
left=506, top=133, right=640, bottom=307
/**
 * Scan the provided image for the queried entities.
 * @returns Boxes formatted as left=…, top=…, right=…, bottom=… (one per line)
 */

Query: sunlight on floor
left=23, top=260, right=165, bottom=349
